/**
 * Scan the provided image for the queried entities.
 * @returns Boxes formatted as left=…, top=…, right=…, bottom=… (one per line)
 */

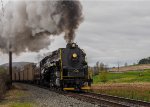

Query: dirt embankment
left=110, top=64, right=150, bottom=72
left=0, top=73, right=11, bottom=99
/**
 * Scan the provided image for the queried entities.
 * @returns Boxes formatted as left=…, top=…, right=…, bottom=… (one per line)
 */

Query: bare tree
left=117, top=61, right=120, bottom=72
left=100, top=62, right=104, bottom=72
left=124, top=62, right=128, bottom=67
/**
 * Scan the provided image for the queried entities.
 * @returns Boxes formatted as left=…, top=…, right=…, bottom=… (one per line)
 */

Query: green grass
left=10, top=102, right=34, bottom=107
left=93, top=69, right=150, bottom=84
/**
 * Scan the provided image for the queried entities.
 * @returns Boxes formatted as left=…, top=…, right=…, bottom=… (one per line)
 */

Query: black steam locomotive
left=40, top=43, right=92, bottom=91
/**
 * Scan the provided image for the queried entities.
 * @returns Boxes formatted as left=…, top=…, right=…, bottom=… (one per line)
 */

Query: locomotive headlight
left=72, top=53, right=77, bottom=58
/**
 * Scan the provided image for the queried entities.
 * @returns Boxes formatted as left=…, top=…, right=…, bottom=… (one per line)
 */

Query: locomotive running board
left=63, top=88, right=75, bottom=90
left=81, top=86, right=91, bottom=90
left=63, top=86, right=91, bottom=91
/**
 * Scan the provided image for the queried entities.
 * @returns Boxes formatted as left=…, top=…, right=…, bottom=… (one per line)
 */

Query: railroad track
left=14, top=83, right=150, bottom=107
left=86, top=92, right=150, bottom=107
left=65, top=92, right=150, bottom=107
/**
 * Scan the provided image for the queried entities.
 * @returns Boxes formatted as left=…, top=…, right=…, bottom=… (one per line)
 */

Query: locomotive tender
left=12, top=43, right=92, bottom=91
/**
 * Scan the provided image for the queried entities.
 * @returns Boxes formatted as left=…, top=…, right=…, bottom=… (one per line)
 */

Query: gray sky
left=1, top=0, right=150, bottom=67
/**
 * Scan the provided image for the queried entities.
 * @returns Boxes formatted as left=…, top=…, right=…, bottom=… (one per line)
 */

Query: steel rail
left=66, top=92, right=130, bottom=107
left=83, top=92, right=150, bottom=107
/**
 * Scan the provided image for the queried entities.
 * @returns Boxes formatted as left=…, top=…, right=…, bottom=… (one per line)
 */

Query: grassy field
left=92, top=70, right=150, bottom=102
left=93, top=69, right=150, bottom=84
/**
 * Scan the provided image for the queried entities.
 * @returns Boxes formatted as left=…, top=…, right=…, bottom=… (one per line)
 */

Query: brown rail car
left=20, top=70, right=24, bottom=81
left=23, top=68, right=27, bottom=81
left=26, top=64, right=34, bottom=81
left=12, top=70, right=16, bottom=81
left=15, top=71, right=20, bottom=81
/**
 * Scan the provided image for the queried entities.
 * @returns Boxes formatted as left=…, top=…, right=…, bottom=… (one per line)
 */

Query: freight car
left=12, top=63, right=35, bottom=82
left=12, top=43, right=92, bottom=91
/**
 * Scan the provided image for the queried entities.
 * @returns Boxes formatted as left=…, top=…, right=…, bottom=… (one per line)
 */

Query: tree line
left=138, top=57, right=150, bottom=64
left=89, top=61, right=108, bottom=83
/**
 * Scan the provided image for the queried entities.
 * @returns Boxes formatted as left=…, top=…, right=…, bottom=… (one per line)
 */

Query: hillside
left=109, top=64, right=150, bottom=72
left=0, top=62, right=33, bottom=69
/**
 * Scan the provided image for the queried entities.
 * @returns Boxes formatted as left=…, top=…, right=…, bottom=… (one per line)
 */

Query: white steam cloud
left=0, top=0, right=83, bottom=54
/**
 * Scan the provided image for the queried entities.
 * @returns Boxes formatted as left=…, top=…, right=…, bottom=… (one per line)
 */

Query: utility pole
left=117, top=61, right=120, bottom=72
left=9, top=50, right=12, bottom=86
left=9, top=43, right=12, bottom=86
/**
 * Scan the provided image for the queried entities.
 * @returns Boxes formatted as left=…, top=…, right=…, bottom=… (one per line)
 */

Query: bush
left=0, top=67, right=11, bottom=98
left=0, top=67, right=6, bottom=74
left=99, top=71, right=108, bottom=83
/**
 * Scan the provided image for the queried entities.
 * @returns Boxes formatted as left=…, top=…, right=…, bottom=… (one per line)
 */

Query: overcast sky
left=0, top=0, right=150, bottom=67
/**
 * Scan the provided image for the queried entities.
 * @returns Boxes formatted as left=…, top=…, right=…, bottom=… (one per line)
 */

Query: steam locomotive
left=12, top=43, right=92, bottom=91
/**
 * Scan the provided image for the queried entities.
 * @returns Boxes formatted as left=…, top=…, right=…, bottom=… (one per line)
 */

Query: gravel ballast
left=14, top=83, right=99, bottom=107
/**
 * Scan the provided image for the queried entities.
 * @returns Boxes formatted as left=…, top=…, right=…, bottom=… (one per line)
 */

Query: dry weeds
left=110, top=64, right=150, bottom=72
left=91, top=83, right=150, bottom=101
